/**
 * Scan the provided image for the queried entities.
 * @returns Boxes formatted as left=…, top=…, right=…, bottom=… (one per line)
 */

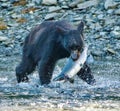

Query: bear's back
left=27, top=20, right=75, bottom=44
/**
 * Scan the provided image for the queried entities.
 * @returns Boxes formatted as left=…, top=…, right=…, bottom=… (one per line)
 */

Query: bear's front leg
left=77, top=62, right=96, bottom=85
left=38, top=57, right=56, bottom=85
left=16, top=56, right=36, bottom=83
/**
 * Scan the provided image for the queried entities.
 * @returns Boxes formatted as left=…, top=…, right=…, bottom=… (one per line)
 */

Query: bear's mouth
left=71, top=50, right=80, bottom=61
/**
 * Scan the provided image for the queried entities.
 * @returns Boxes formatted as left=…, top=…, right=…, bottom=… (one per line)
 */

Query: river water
left=0, top=55, right=120, bottom=111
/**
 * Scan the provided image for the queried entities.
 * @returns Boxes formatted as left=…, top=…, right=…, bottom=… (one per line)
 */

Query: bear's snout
left=71, top=50, right=80, bottom=61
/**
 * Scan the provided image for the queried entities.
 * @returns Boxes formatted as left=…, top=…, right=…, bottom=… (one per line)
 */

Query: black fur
left=16, top=20, right=95, bottom=85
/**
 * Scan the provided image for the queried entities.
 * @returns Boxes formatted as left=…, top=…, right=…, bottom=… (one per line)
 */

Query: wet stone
left=0, top=0, right=8, bottom=2
left=104, top=0, right=118, bottom=9
left=1, top=3, right=10, bottom=8
left=45, top=12, right=58, bottom=20
left=42, top=0, right=57, bottom=5
left=33, top=0, right=42, bottom=5
left=107, top=48, right=116, bottom=54
left=8, top=22, right=19, bottom=27
left=97, top=14, right=104, bottom=20
left=0, top=36, right=9, bottom=42
left=10, top=0, right=17, bottom=3
left=114, top=8, right=120, bottom=15
left=48, top=6, right=61, bottom=13
left=69, top=0, right=84, bottom=8
left=77, top=0, right=99, bottom=9
left=91, top=50, right=103, bottom=57
left=11, top=13, right=21, bottom=19
left=107, top=9, right=114, bottom=14
left=0, top=31, right=4, bottom=35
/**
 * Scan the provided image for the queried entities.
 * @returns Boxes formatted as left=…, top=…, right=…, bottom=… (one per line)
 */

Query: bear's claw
left=16, top=74, right=29, bottom=83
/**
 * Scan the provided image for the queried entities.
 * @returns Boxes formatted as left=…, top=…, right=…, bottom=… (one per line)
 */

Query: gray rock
left=44, top=12, right=58, bottom=20
left=69, top=0, right=84, bottom=8
left=104, top=0, right=118, bottom=9
left=105, top=56, right=113, bottom=60
left=95, top=23, right=102, bottom=31
left=97, top=14, right=104, bottom=20
left=10, top=0, right=19, bottom=4
left=42, top=0, right=57, bottom=5
left=73, top=17, right=83, bottom=22
left=91, top=50, right=103, bottom=57
left=114, top=8, right=120, bottom=15
left=107, top=9, right=114, bottom=14
left=57, top=0, right=64, bottom=6
left=77, top=0, right=99, bottom=9
left=111, top=30, right=120, bottom=36
left=104, top=17, right=115, bottom=25
left=0, top=36, right=8, bottom=42
left=114, top=26, right=120, bottom=31
left=100, top=32, right=107, bottom=36
left=11, top=13, right=21, bottom=19
left=107, top=48, right=116, bottom=54
left=48, top=6, right=61, bottom=13
left=1, top=3, right=10, bottom=8
left=32, top=0, right=42, bottom=5
left=0, top=31, right=4, bottom=35
left=7, top=22, right=19, bottom=27
left=86, top=54, right=94, bottom=64
left=0, top=0, right=8, bottom=2
left=61, top=5, right=69, bottom=9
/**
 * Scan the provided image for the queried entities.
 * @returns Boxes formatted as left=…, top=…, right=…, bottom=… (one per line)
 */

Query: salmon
left=53, top=45, right=88, bottom=83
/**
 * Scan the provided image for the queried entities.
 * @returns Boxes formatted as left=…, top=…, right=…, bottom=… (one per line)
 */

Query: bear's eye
left=78, top=47, right=84, bottom=52
left=70, top=45, right=80, bottom=51
left=75, top=46, right=84, bottom=52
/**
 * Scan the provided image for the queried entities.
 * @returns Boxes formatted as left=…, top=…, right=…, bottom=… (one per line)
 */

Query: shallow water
left=0, top=56, right=120, bottom=111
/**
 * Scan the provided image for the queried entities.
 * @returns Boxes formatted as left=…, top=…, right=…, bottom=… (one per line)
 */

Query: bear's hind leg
left=16, top=57, right=36, bottom=83
left=38, top=58, right=56, bottom=85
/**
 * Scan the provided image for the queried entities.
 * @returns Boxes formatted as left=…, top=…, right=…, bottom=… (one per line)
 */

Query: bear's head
left=57, top=21, right=85, bottom=61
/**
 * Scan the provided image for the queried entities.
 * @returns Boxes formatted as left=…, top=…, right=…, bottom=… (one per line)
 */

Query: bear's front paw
left=16, top=74, right=29, bottom=83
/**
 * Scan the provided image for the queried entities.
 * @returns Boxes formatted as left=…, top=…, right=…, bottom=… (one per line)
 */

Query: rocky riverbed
left=0, top=0, right=120, bottom=111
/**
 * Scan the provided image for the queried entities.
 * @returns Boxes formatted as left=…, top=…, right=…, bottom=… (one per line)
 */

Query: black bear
left=16, top=20, right=95, bottom=85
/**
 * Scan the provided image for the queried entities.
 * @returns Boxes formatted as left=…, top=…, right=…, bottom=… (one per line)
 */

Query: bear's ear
left=56, top=26, right=68, bottom=35
left=77, top=21, right=84, bottom=35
